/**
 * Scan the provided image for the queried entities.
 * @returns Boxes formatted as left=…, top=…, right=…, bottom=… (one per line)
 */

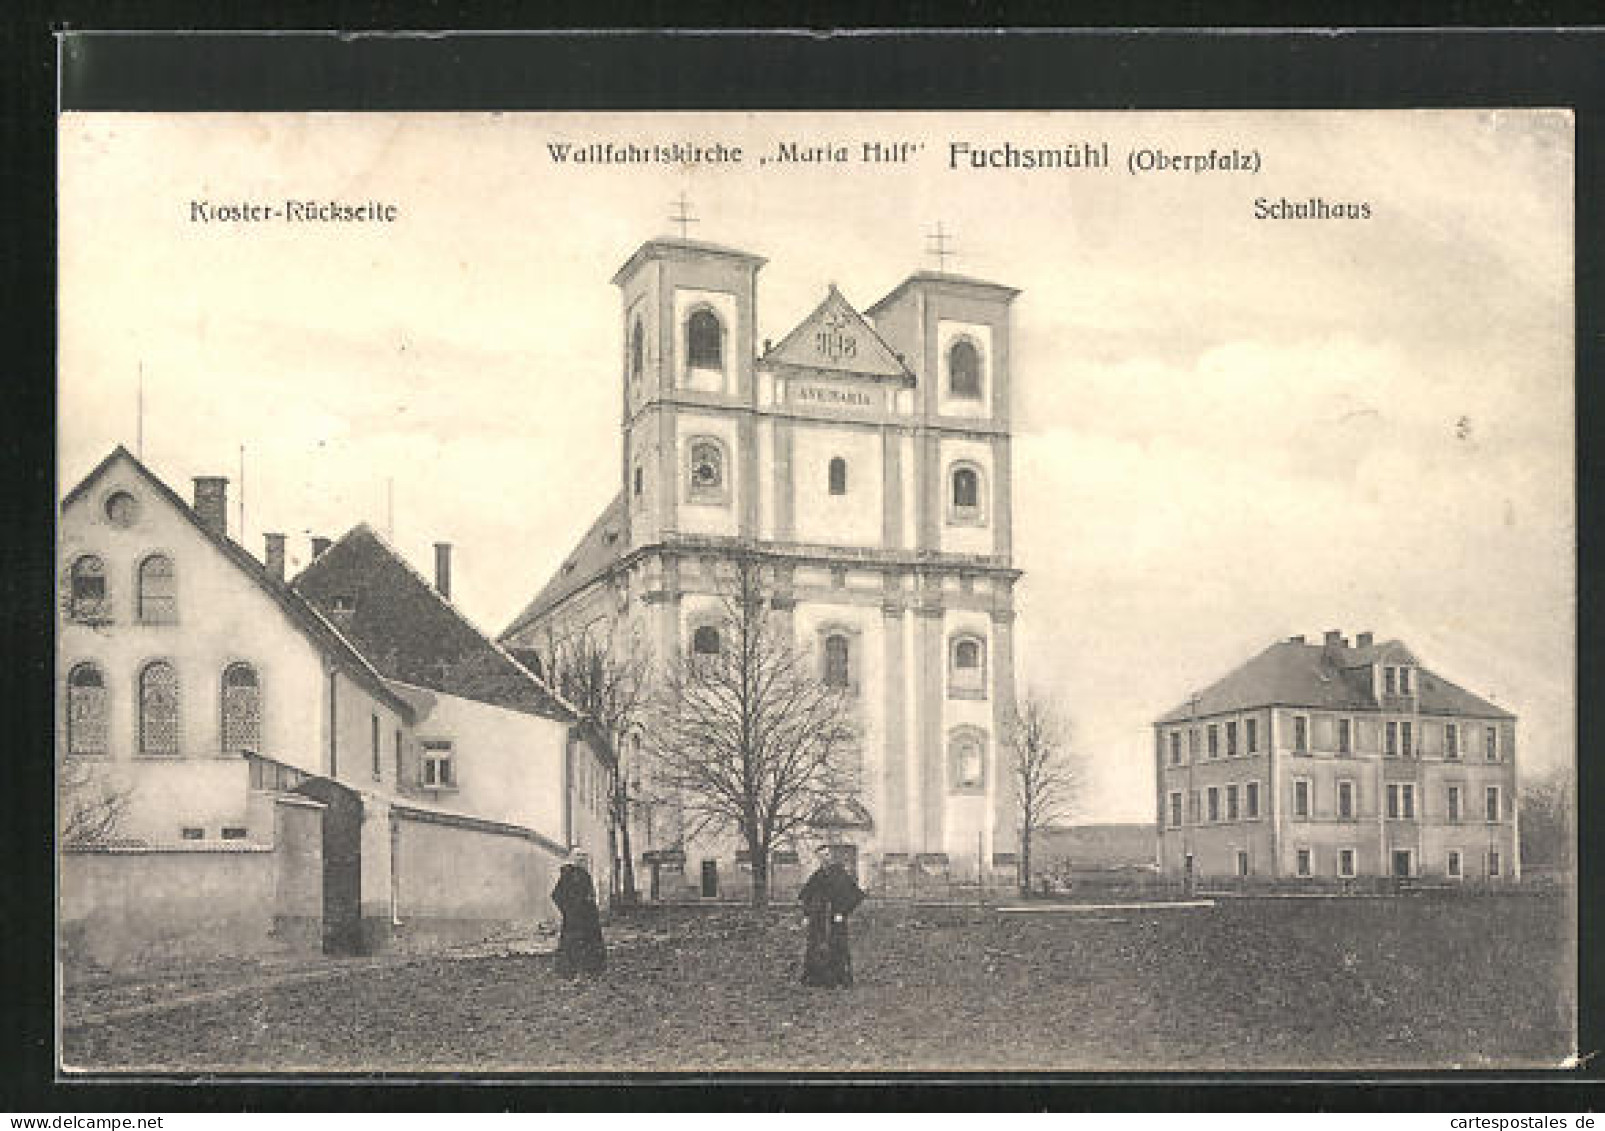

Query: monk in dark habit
left=799, top=844, right=865, bottom=987
left=551, top=851, right=606, bottom=978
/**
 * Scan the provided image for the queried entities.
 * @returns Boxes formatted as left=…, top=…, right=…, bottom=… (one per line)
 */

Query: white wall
left=789, top=424, right=885, bottom=549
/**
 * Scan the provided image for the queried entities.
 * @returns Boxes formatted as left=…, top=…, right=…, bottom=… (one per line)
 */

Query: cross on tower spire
left=925, top=221, right=956, bottom=273
left=670, top=192, right=699, bottom=239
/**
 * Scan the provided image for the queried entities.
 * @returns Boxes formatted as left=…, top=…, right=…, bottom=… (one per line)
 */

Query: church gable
left=763, top=286, right=912, bottom=381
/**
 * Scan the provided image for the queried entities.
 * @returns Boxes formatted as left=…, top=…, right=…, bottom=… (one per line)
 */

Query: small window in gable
left=220, top=663, right=261, bottom=755
left=67, top=663, right=109, bottom=756
left=949, top=339, right=982, bottom=399
left=828, top=457, right=847, bottom=496
left=104, top=490, right=140, bottom=528
left=68, top=555, right=109, bottom=621
left=138, top=554, right=177, bottom=623
left=687, top=308, right=723, bottom=369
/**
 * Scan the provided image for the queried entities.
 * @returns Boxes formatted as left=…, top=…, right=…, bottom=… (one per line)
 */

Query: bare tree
left=649, top=554, right=858, bottom=908
left=59, top=759, right=133, bottom=847
left=1006, top=693, right=1081, bottom=897
left=516, top=627, right=654, bottom=905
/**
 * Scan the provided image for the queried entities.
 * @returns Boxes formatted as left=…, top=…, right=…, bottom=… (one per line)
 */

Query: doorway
left=294, top=777, right=364, bottom=955
left=1391, top=850, right=1412, bottom=879
left=700, top=859, right=719, bottom=898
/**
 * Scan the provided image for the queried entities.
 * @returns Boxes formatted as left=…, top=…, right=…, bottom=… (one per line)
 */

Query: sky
left=58, top=111, right=1574, bottom=820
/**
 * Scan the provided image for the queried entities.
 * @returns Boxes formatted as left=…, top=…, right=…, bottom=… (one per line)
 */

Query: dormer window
left=687, top=308, right=723, bottom=369
left=1384, top=666, right=1397, bottom=696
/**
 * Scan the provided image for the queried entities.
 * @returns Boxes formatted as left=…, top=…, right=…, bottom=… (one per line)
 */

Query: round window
left=104, top=490, right=140, bottom=528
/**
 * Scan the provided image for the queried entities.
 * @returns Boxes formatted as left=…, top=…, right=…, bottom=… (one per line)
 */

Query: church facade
left=501, top=236, right=1022, bottom=890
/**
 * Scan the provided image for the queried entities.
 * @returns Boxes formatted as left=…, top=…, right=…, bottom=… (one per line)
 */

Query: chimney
left=434, top=542, right=453, bottom=600
left=192, top=476, right=229, bottom=538
left=1324, top=629, right=1345, bottom=648
left=263, top=533, right=286, bottom=581
left=311, top=535, right=332, bottom=559
left=1357, top=631, right=1374, bottom=649
left=1287, top=634, right=1306, bottom=644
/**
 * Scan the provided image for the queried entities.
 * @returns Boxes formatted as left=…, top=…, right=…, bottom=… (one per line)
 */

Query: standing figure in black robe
left=551, top=854, right=606, bottom=978
left=799, top=845, right=865, bottom=987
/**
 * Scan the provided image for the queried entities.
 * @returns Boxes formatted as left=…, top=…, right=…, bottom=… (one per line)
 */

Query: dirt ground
left=60, top=891, right=1574, bottom=1074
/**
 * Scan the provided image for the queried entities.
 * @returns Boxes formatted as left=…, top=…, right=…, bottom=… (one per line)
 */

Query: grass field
left=60, top=890, right=1574, bottom=1073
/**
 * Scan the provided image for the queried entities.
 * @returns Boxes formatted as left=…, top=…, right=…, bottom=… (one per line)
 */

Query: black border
left=7, top=18, right=1602, bottom=1114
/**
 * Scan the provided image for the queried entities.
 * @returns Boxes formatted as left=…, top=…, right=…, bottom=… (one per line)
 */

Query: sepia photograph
left=55, top=108, right=1576, bottom=1074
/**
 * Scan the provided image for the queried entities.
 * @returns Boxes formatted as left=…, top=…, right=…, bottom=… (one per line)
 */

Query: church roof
left=60, top=447, right=416, bottom=721
left=611, top=237, right=767, bottom=285
left=499, top=492, right=628, bottom=642
left=1153, top=637, right=1515, bottom=724
left=292, top=523, right=578, bottom=723
left=865, top=269, right=1021, bottom=316
left=762, top=285, right=915, bottom=382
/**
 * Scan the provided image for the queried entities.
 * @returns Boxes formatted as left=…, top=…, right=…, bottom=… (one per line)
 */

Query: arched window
left=692, top=625, right=722, bottom=657
left=950, top=465, right=983, bottom=520
left=949, top=728, right=987, bottom=791
left=687, top=308, right=723, bottom=369
left=828, top=457, right=847, bottom=496
left=68, top=555, right=108, bottom=621
left=949, top=339, right=982, bottom=399
left=824, top=634, right=851, bottom=689
left=949, top=634, right=987, bottom=698
left=137, top=554, right=177, bottom=623
left=629, top=318, right=645, bottom=385
left=687, top=437, right=726, bottom=502
left=67, top=663, right=108, bottom=756
left=220, top=662, right=261, bottom=754
left=139, top=660, right=180, bottom=756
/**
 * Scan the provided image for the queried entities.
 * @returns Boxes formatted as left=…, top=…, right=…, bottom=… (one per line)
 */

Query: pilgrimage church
left=500, top=231, right=1022, bottom=891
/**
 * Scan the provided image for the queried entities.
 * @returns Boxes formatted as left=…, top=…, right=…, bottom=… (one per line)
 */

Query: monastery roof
left=292, top=523, right=579, bottom=723
left=61, top=447, right=416, bottom=722
left=1153, top=638, right=1515, bottom=724
left=500, top=492, right=628, bottom=641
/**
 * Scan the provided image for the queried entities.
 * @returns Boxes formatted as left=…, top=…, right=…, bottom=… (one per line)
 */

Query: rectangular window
left=1246, top=718, right=1258, bottom=753
left=1447, top=785, right=1462, bottom=822
left=1399, top=667, right=1412, bottom=695
left=1401, top=721, right=1414, bottom=758
left=1402, top=784, right=1415, bottom=819
left=1236, top=851, right=1250, bottom=877
left=1226, top=784, right=1240, bottom=821
left=1207, top=725, right=1219, bottom=758
left=1485, top=726, right=1498, bottom=761
left=1189, top=728, right=1200, bottom=757
left=1169, top=732, right=1181, bottom=766
left=1293, top=779, right=1310, bottom=819
left=1226, top=721, right=1238, bottom=757
left=1486, top=786, right=1501, bottom=822
left=1296, top=848, right=1312, bottom=877
left=394, top=728, right=403, bottom=784
left=1387, top=783, right=1399, bottom=819
left=1386, top=721, right=1398, bottom=756
left=1188, top=791, right=1200, bottom=824
left=422, top=740, right=456, bottom=788
left=371, top=714, right=381, bottom=780
left=1245, top=781, right=1260, bottom=819
left=1338, top=780, right=1355, bottom=820
left=1488, top=849, right=1502, bottom=877
left=1446, top=723, right=1460, bottom=759
left=1338, top=718, right=1352, bottom=755
left=221, top=826, right=248, bottom=840
left=1168, top=791, right=1183, bottom=829
left=1339, top=849, right=1356, bottom=878
left=1447, top=850, right=1462, bottom=878
left=1207, top=787, right=1220, bottom=823
left=1384, top=666, right=1397, bottom=695
left=181, top=827, right=205, bottom=841
left=1293, top=716, right=1308, bottom=753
